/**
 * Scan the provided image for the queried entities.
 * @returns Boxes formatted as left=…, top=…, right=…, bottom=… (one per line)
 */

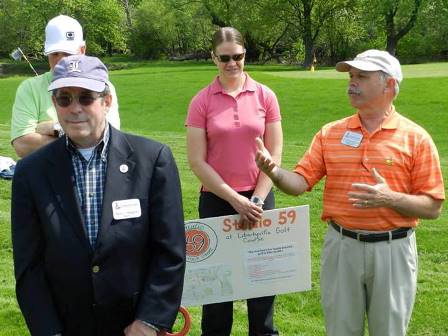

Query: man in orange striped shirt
left=255, top=49, right=445, bottom=336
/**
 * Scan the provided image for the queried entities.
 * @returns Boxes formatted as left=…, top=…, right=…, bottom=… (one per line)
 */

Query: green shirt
left=11, top=71, right=120, bottom=141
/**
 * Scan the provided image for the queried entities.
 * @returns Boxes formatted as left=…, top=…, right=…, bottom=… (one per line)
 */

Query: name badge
left=112, top=199, right=141, bottom=220
left=341, top=131, right=363, bottom=148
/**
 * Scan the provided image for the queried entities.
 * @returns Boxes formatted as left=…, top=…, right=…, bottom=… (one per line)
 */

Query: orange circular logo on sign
left=186, top=229, right=210, bottom=257
left=185, top=222, right=218, bottom=263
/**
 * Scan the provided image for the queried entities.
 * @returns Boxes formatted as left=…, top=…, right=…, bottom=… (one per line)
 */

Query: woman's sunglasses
left=214, top=52, right=246, bottom=63
left=54, top=92, right=104, bottom=107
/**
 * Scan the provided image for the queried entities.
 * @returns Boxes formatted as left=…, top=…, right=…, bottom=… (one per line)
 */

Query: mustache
left=348, top=87, right=362, bottom=95
left=65, top=118, right=88, bottom=123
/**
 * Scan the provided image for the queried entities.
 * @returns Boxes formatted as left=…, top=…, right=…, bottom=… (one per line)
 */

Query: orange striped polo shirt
left=294, top=107, right=445, bottom=231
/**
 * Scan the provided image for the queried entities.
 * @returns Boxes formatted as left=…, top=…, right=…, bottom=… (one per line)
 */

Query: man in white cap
left=11, top=55, right=185, bottom=336
left=11, top=15, right=120, bottom=158
left=254, top=50, right=444, bottom=335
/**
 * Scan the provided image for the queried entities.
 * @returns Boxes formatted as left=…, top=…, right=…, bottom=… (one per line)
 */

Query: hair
left=102, top=84, right=110, bottom=96
left=212, top=27, right=245, bottom=53
left=379, top=71, right=400, bottom=98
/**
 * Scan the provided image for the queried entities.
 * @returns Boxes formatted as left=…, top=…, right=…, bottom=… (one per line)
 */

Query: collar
left=66, top=123, right=110, bottom=161
left=347, top=105, right=399, bottom=130
left=210, top=72, right=257, bottom=95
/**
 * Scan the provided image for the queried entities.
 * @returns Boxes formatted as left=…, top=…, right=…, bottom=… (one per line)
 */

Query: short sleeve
left=11, top=80, right=40, bottom=142
left=411, top=136, right=445, bottom=200
left=294, top=130, right=326, bottom=190
left=185, top=91, right=207, bottom=129
left=263, top=86, right=281, bottom=123
left=11, top=73, right=58, bottom=141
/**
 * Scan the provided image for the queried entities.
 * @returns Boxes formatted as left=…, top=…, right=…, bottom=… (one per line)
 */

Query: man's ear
left=384, top=77, right=395, bottom=93
left=103, top=94, right=112, bottom=110
left=80, top=45, right=86, bottom=55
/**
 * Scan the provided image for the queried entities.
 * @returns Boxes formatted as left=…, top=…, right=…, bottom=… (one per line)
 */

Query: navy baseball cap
left=48, top=55, right=108, bottom=92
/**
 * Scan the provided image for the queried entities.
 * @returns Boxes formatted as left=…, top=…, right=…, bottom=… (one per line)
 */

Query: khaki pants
left=320, top=225, right=417, bottom=336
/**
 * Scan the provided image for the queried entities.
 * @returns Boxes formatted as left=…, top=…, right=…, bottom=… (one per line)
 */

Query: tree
left=384, top=0, right=423, bottom=55
left=0, top=0, right=126, bottom=58
left=360, top=0, right=423, bottom=56
left=277, top=0, right=355, bottom=67
left=396, top=0, right=448, bottom=62
left=0, top=0, right=22, bottom=57
left=237, top=0, right=293, bottom=63
left=198, top=0, right=295, bottom=62
left=317, top=7, right=367, bottom=64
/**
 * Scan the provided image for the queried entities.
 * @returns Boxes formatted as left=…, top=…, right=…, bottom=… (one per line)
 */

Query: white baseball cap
left=44, top=15, right=85, bottom=56
left=336, top=49, right=403, bottom=83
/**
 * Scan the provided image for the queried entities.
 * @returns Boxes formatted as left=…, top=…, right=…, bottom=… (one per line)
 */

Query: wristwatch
left=53, top=121, right=65, bottom=137
left=250, top=195, right=264, bottom=206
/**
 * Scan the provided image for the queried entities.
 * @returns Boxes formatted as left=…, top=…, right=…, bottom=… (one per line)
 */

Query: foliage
left=274, top=0, right=356, bottom=67
left=130, top=0, right=173, bottom=59
left=0, top=0, right=127, bottom=58
left=130, top=0, right=215, bottom=59
left=359, top=0, right=423, bottom=55
left=397, top=0, right=448, bottom=62
left=314, top=6, right=367, bottom=65
left=0, top=0, right=447, bottom=64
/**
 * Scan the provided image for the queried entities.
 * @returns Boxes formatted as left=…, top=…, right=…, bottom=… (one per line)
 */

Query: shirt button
left=89, top=193, right=94, bottom=197
left=92, top=265, right=100, bottom=273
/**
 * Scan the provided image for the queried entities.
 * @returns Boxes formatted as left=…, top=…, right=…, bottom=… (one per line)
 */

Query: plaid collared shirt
left=67, top=125, right=110, bottom=247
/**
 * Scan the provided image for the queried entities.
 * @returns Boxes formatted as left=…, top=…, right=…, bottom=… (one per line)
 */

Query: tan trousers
left=320, top=225, right=417, bottom=336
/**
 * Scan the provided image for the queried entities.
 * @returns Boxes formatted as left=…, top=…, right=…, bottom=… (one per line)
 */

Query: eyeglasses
left=54, top=92, right=104, bottom=107
left=214, top=52, right=246, bottom=63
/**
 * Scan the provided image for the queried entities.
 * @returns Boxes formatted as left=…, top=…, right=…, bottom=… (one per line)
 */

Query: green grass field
left=0, top=62, right=447, bottom=335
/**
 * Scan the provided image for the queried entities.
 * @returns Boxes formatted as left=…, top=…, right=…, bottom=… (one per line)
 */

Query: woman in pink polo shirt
left=186, top=27, right=283, bottom=336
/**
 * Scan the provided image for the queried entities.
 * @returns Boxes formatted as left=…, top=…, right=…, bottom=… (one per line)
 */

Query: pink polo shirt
left=186, top=74, right=281, bottom=191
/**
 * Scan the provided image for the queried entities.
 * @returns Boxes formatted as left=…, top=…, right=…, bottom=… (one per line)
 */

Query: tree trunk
left=385, top=6, right=396, bottom=55
left=302, top=0, right=313, bottom=68
left=384, top=0, right=422, bottom=56
left=386, top=35, right=397, bottom=56
left=122, top=0, right=133, bottom=30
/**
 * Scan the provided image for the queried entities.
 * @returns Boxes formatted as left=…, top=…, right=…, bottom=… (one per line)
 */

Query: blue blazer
left=12, top=127, right=186, bottom=336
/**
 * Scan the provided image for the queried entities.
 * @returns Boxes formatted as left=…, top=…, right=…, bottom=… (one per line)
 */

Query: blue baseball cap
left=48, top=55, right=108, bottom=92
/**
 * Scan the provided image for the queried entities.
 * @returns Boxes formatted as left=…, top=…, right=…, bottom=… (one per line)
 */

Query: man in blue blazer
left=11, top=55, right=186, bottom=336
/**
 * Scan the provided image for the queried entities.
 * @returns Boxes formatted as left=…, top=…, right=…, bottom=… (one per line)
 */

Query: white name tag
left=341, top=131, right=363, bottom=148
left=112, top=199, right=141, bottom=220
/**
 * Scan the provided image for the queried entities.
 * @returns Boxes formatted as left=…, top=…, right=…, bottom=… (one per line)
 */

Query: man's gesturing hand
left=255, top=137, right=278, bottom=181
left=348, top=168, right=396, bottom=208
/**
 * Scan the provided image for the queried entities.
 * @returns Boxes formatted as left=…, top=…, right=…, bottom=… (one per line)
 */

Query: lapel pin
left=119, top=164, right=129, bottom=173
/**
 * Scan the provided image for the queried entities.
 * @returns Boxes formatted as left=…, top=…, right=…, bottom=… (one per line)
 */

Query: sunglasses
left=214, top=52, right=245, bottom=63
left=54, top=92, right=104, bottom=107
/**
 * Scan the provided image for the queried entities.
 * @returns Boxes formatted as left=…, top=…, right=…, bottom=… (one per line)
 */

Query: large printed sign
left=181, top=205, right=311, bottom=307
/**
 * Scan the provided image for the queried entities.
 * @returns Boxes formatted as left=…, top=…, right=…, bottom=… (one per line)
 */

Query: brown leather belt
left=329, top=220, right=412, bottom=243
